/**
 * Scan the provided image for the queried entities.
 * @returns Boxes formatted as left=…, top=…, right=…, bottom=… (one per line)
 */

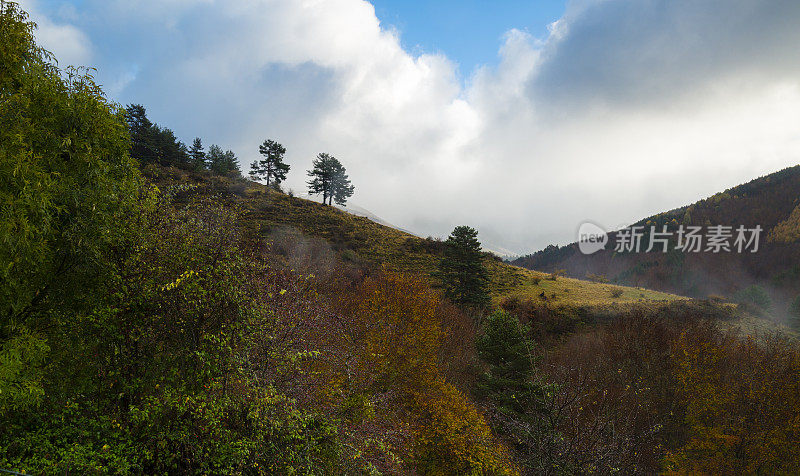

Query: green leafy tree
left=251, top=139, right=289, bottom=187
left=0, top=2, right=142, bottom=413
left=436, top=226, right=491, bottom=307
left=188, top=137, right=206, bottom=171
left=207, top=144, right=240, bottom=176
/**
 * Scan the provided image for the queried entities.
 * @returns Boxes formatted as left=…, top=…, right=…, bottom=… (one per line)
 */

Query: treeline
left=125, top=104, right=240, bottom=176
left=126, top=105, right=357, bottom=207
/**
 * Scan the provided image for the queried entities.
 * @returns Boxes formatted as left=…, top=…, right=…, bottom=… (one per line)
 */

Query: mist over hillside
left=514, top=164, right=800, bottom=323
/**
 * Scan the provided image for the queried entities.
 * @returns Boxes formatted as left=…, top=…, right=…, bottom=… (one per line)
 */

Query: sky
left=17, top=0, right=800, bottom=255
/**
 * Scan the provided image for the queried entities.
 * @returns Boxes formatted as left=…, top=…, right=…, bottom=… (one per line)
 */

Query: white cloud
left=24, top=0, right=800, bottom=253
left=18, top=0, right=92, bottom=67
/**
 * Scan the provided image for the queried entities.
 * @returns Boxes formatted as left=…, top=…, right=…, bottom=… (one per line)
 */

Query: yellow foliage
left=411, top=378, right=519, bottom=475
left=337, top=269, right=517, bottom=474
left=666, top=333, right=800, bottom=475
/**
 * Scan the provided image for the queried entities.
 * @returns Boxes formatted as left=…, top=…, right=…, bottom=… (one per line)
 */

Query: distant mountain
left=513, top=165, right=800, bottom=320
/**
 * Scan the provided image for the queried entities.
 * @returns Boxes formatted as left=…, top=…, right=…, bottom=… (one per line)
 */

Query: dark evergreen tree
left=248, top=160, right=263, bottom=182
left=477, top=311, right=547, bottom=417
left=307, top=153, right=337, bottom=205
left=124, top=104, right=190, bottom=169
left=207, top=144, right=240, bottom=176
left=125, top=104, right=157, bottom=164
left=331, top=160, right=355, bottom=206
left=189, top=137, right=206, bottom=171
left=476, top=311, right=556, bottom=471
left=250, top=139, right=289, bottom=187
left=152, top=126, right=190, bottom=168
left=436, top=225, right=490, bottom=307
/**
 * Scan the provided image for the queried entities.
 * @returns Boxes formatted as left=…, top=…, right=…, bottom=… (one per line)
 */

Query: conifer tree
left=436, top=225, right=490, bottom=307
left=251, top=139, right=289, bottom=187
left=248, top=160, right=263, bottom=182
left=331, top=160, right=355, bottom=206
left=125, top=104, right=157, bottom=164
left=476, top=311, right=555, bottom=470
left=124, top=104, right=190, bottom=169
left=188, top=137, right=206, bottom=171
left=307, top=153, right=337, bottom=204
left=207, top=144, right=240, bottom=176
left=476, top=311, right=547, bottom=417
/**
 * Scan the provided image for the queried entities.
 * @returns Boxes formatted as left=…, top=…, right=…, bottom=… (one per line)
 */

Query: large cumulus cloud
left=21, top=0, right=800, bottom=254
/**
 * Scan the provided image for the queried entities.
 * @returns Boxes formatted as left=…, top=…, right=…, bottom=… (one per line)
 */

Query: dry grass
left=494, top=267, right=685, bottom=306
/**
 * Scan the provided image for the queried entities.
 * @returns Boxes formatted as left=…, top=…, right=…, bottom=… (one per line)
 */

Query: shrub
left=732, top=284, right=771, bottom=310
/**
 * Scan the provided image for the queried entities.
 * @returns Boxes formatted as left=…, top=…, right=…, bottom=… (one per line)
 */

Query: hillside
left=513, top=164, right=800, bottom=323
left=143, top=164, right=684, bottom=307
left=8, top=4, right=800, bottom=474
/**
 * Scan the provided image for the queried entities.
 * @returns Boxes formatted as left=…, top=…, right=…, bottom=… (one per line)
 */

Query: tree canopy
left=250, top=139, right=289, bottom=187
left=188, top=137, right=206, bottom=171
left=0, top=1, right=142, bottom=412
left=307, top=153, right=355, bottom=206
left=207, top=144, right=240, bottom=176
left=436, top=225, right=491, bottom=308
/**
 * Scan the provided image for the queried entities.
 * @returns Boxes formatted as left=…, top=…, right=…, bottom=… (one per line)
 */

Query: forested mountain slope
left=514, top=165, right=800, bottom=322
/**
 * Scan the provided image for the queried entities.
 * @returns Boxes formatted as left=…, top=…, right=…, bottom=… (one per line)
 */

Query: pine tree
left=248, top=160, right=263, bottom=182
left=252, top=139, right=289, bottom=187
left=125, top=104, right=157, bottom=164
left=307, top=153, right=338, bottom=204
left=331, top=160, right=355, bottom=206
left=124, top=105, right=191, bottom=169
left=189, top=137, right=206, bottom=171
left=207, top=144, right=240, bottom=176
left=307, top=153, right=354, bottom=206
left=436, top=225, right=490, bottom=307
left=476, top=311, right=555, bottom=470
left=476, top=311, right=547, bottom=417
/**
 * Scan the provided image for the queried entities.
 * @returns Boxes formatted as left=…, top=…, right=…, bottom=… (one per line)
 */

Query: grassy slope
left=177, top=170, right=684, bottom=306
left=143, top=165, right=798, bottom=338
left=497, top=270, right=682, bottom=306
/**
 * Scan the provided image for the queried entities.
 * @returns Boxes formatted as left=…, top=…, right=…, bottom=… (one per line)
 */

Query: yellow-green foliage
left=665, top=332, right=800, bottom=474
left=769, top=203, right=800, bottom=243
left=495, top=268, right=684, bottom=306
left=331, top=270, right=518, bottom=474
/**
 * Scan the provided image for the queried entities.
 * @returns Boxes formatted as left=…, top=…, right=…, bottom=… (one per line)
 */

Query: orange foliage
left=314, top=268, right=517, bottom=474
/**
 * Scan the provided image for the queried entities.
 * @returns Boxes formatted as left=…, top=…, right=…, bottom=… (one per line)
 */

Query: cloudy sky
left=19, top=0, right=800, bottom=255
